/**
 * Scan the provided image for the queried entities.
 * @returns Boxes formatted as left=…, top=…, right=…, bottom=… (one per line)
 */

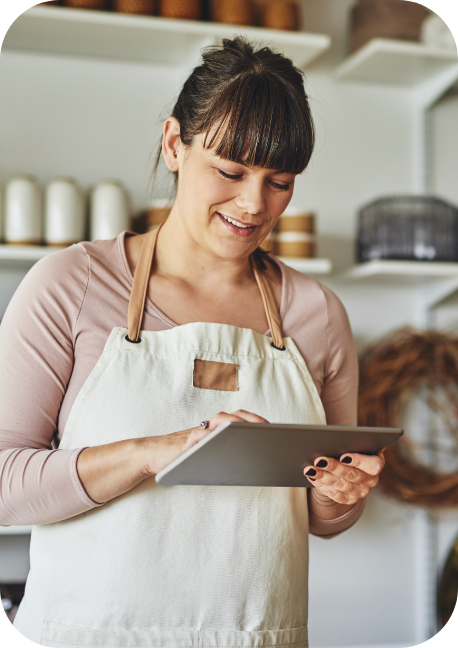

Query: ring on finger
left=200, top=420, right=209, bottom=429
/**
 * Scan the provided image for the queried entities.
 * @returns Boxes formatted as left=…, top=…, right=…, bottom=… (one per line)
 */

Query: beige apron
left=14, top=227, right=326, bottom=648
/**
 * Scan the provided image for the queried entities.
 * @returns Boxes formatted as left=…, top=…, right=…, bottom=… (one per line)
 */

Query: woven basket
left=114, top=0, right=155, bottom=14
left=211, top=0, right=254, bottom=26
left=350, top=0, right=429, bottom=53
left=261, top=0, right=299, bottom=31
left=65, top=0, right=110, bottom=9
left=159, top=0, right=202, bottom=19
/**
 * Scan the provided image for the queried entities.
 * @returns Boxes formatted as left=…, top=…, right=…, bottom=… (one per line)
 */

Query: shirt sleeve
left=308, top=283, right=366, bottom=538
left=0, top=246, right=102, bottom=526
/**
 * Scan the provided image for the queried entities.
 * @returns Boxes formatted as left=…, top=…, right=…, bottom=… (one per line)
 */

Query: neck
left=154, top=207, right=256, bottom=290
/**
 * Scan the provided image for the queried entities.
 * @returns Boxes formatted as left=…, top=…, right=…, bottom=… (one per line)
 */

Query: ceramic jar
left=4, top=175, right=42, bottom=245
left=45, top=177, right=85, bottom=246
left=90, top=180, right=130, bottom=241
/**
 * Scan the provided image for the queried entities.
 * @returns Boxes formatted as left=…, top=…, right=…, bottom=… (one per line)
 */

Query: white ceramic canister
left=90, top=180, right=130, bottom=241
left=45, top=177, right=85, bottom=246
left=4, top=175, right=42, bottom=245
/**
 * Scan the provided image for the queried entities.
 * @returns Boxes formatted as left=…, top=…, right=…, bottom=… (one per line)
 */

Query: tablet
left=155, top=422, right=403, bottom=487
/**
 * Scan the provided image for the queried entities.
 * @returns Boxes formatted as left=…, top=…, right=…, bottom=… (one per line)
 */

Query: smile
left=220, top=213, right=254, bottom=229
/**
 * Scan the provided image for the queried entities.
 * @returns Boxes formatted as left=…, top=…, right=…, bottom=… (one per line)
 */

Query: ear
left=162, top=117, right=181, bottom=172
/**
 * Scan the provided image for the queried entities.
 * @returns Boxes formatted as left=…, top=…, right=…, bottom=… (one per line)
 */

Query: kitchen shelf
left=0, top=526, right=32, bottom=535
left=335, top=38, right=458, bottom=87
left=0, top=245, right=332, bottom=275
left=343, top=260, right=458, bottom=282
left=278, top=257, right=332, bottom=275
left=341, top=260, right=458, bottom=310
left=3, top=6, right=331, bottom=70
left=0, top=244, right=64, bottom=262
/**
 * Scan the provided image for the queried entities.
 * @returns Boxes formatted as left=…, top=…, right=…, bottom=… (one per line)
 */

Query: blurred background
left=0, top=1, right=458, bottom=647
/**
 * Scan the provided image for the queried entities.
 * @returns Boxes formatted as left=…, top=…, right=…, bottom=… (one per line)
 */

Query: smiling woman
left=0, top=36, right=379, bottom=648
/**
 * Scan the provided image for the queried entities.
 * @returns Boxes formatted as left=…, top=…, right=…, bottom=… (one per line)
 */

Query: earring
left=174, top=150, right=178, bottom=158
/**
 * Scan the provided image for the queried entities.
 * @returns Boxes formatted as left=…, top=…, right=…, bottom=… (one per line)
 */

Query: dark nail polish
left=305, top=468, right=317, bottom=477
left=342, top=457, right=352, bottom=464
left=316, top=459, right=328, bottom=469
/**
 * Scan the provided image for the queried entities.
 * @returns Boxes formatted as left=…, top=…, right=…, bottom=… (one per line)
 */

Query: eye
left=218, top=169, right=243, bottom=180
left=271, top=181, right=291, bottom=191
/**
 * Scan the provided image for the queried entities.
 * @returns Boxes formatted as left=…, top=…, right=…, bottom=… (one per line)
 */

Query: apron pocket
left=40, top=622, right=308, bottom=648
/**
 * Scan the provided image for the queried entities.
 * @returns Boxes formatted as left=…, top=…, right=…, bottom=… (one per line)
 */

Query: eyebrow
left=212, top=154, right=289, bottom=175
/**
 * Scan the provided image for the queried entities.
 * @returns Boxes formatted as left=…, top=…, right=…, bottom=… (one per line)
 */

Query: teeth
left=221, top=214, right=251, bottom=229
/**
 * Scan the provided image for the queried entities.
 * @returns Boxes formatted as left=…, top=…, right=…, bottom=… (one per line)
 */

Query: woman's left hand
left=303, top=450, right=386, bottom=505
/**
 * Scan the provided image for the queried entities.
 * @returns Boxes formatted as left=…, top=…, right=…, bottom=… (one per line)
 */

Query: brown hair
left=155, top=37, right=315, bottom=264
left=157, top=36, right=314, bottom=175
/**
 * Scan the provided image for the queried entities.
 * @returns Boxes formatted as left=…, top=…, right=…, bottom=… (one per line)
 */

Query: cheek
left=182, top=168, right=232, bottom=211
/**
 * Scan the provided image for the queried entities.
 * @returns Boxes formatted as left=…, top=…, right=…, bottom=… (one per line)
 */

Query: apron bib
left=15, top=228, right=326, bottom=648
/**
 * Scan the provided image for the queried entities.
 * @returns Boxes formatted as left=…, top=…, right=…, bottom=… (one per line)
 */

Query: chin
left=212, top=239, right=257, bottom=261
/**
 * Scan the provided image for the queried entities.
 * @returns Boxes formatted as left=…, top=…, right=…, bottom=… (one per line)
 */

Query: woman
left=0, top=38, right=384, bottom=648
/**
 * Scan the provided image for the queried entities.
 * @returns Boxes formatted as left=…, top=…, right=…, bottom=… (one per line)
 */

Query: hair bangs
left=200, top=71, right=314, bottom=175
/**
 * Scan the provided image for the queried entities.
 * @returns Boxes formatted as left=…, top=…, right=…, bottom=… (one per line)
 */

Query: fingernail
left=305, top=468, right=317, bottom=477
left=316, top=459, right=328, bottom=469
left=307, top=477, right=316, bottom=482
left=341, top=456, right=352, bottom=464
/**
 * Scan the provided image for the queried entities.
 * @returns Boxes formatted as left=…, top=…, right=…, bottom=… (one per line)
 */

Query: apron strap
left=127, top=225, right=161, bottom=342
left=127, top=226, right=285, bottom=349
left=250, top=256, right=285, bottom=350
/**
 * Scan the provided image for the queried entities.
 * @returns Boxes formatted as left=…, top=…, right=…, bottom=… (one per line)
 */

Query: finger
left=309, top=482, right=361, bottom=506
left=232, top=410, right=269, bottom=424
left=377, top=447, right=387, bottom=456
left=338, top=452, right=385, bottom=476
left=309, top=457, right=378, bottom=488
left=208, top=411, right=269, bottom=431
left=305, top=467, right=370, bottom=497
left=207, top=412, right=246, bottom=431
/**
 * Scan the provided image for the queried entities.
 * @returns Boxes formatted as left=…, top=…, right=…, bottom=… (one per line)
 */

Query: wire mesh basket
left=357, top=196, right=458, bottom=262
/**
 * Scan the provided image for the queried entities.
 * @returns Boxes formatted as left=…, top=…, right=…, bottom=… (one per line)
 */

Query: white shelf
left=0, top=244, right=64, bottom=262
left=278, top=257, right=332, bottom=275
left=335, top=38, right=458, bottom=87
left=0, top=526, right=32, bottom=535
left=344, top=260, right=458, bottom=283
left=341, top=260, right=458, bottom=310
left=4, top=6, right=331, bottom=70
left=0, top=246, right=331, bottom=275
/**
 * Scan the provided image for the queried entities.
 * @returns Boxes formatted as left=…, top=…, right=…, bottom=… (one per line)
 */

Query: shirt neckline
left=118, top=231, right=288, bottom=336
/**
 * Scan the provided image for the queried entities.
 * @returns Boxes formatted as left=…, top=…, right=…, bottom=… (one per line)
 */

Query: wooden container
left=350, top=0, right=429, bottom=53
left=273, top=209, right=315, bottom=257
left=275, top=211, right=314, bottom=233
left=261, top=0, right=299, bottom=31
left=159, top=0, right=202, bottom=20
left=274, top=233, right=315, bottom=258
left=39, top=1, right=61, bottom=6
left=211, top=0, right=254, bottom=27
left=114, top=0, right=155, bottom=14
left=65, top=0, right=110, bottom=9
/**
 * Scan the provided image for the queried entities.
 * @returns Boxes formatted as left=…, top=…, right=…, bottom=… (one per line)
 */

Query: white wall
left=0, top=2, right=457, bottom=647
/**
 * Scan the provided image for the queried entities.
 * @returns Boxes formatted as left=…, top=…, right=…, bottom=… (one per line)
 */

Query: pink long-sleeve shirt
left=0, top=232, right=364, bottom=536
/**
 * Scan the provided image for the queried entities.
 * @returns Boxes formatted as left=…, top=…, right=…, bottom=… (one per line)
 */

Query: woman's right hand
left=146, top=409, right=269, bottom=476
left=78, top=410, right=267, bottom=505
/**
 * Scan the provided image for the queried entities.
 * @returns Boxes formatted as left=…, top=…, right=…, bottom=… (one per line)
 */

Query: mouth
left=218, top=212, right=258, bottom=237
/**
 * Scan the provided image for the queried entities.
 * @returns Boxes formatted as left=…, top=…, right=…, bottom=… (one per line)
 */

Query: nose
left=234, top=177, right=266, bottom=215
